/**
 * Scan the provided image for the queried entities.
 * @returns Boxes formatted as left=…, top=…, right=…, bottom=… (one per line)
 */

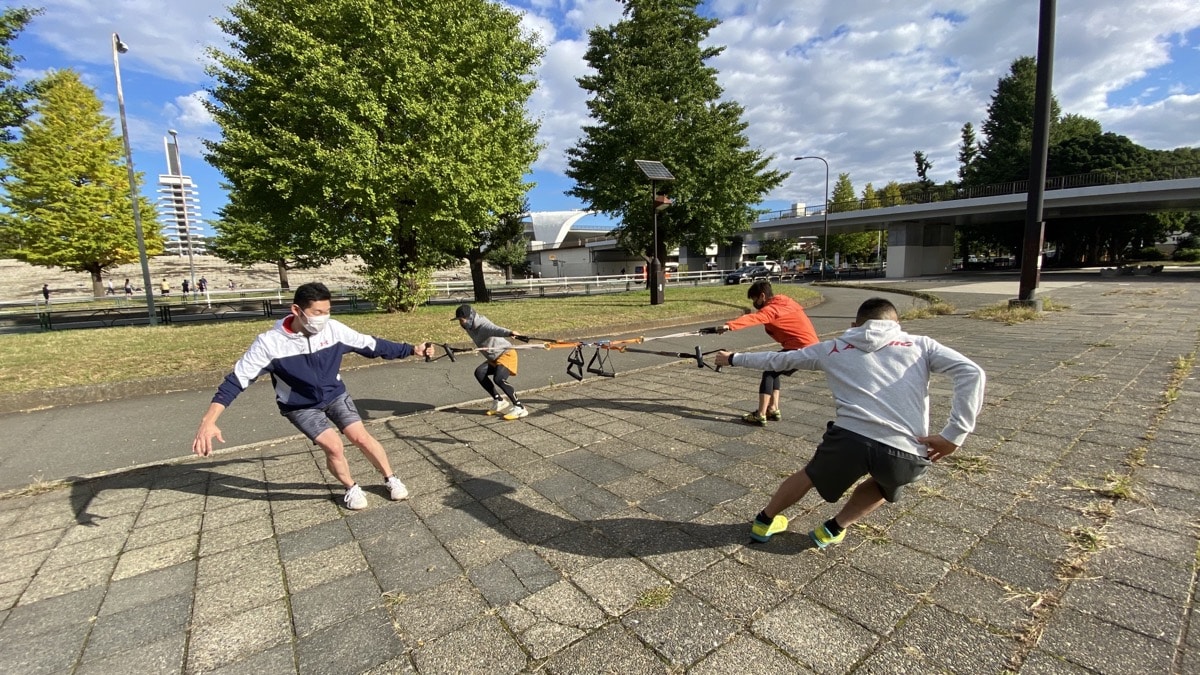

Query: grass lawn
left=0, top=284, right=819, bottom=396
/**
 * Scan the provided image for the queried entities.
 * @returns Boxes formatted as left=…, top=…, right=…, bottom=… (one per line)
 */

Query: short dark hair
left=747, top=280, right=773, bottom=300
left=856, top=297, right=899, bottom=323
left=293, top=282, right=332, bottom=308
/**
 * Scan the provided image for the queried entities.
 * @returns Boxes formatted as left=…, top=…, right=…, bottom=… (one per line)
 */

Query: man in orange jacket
left=718, top=280, right=819, bottom=425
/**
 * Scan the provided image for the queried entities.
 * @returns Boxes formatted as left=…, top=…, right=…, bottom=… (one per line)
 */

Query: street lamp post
left=634, top=160, right=675, bottom=305
left=112, top=33, right=157, bottom=325
left=168, top=129, right=196, bottom=300
left=795, top=156, right=830, bottom=281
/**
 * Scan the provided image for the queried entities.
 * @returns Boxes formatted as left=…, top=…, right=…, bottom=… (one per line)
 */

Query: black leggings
left=758, top=369, right=796, bottom=395
left=475, top=362, right=519, bottom=404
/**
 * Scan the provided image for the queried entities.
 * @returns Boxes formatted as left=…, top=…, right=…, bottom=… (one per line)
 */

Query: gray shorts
left=283, top=392, right=362, bottom=442
left=805, top=422, right=931, bottom=503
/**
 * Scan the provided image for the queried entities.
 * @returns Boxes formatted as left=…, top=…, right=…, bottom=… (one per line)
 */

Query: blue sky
left=9, top=1, right=1200, bottom=236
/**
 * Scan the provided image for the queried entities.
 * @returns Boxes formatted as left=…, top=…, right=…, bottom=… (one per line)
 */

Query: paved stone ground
left=0, top=277, right=1197, bottom=673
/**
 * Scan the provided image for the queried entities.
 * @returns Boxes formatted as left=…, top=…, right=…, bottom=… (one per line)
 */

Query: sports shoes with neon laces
left=750, top=514, right=788, bottom=543
left=810, top=523, right=846, bottom=549
left=486, top=398, right=510, bottom=416
left=385, top=475, right=409, bottom=501
left=343, top=484, right=368, bottom=510
left=742, top=411, right=767, bottom=426
left=766, top=409, right=782, bottom=421
left=503, top=405, right=529, bottom=420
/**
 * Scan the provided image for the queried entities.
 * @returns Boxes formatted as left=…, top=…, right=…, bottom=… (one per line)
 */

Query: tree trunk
left=468, top=252, right=489, bottom=302
left=89, top=266, right=104, bottom=298
left=276, top=261, right=290, bottom=289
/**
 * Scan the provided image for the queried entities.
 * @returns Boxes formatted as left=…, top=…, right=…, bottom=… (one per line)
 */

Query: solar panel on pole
left=635, top=160, right=675, bottom=182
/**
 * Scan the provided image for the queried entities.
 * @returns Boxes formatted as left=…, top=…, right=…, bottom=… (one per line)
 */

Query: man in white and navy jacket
left=192, top=282, right=431, bottom=510
left=715, top=297, right=985, bottom=550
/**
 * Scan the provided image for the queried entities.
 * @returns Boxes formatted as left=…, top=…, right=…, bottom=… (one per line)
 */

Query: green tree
left=826, top=231, right=884, bottom=264
left=971, top=56, right=1062, bottom=186
left=756, top=236, right=797, bottom=262
left=1052, top=113, right=1102, bottom=146
left=957, top=122, right=979, bottom=180
left=456, top=199, right=528, bottom=299
left=0, top=6, right=41, bottom=147
left=205, top=0, right=542, bottom=311
left=829, top=172, right=855, bottom=212
left=882, top=181, right=904, bottom=206
left=913, top=150, right=934, bottom=189
left=0, top=69, right=161, bottom=296
left=208, top=207, right=332, bottom=289
left=861, top=182, right=879, bottom=209
left=565, top=0, right=784, bottom=273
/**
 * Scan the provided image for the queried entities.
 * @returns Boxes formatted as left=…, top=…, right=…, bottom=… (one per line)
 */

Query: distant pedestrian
left=41, top=284, right=50, bottom=303
left=715, top=298, right=986, bottom=549
left=192, top=282, right=432, bottom=510
left=124, top=279, right=133, bottom=297
left=228, top=279, right=235, bottom=291
left=106, top=279, right=115, bottom=295
left=182, top=279, right=190, bottom=295
left=160, top=279, right=170, bottom=296
left=198, top=277, right=208, bottom=293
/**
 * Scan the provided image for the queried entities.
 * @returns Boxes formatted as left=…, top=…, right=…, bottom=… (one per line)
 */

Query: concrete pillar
left=886, top=222, right=954, bottom=278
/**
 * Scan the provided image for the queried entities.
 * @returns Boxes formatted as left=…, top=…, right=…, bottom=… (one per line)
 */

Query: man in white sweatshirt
left=714, top=297, right=986, bottom=549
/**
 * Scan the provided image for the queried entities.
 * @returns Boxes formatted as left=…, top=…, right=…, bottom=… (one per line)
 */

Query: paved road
left=0, top=272, right=1195, bottom=674
left=0, top=285, right=897, bottom=491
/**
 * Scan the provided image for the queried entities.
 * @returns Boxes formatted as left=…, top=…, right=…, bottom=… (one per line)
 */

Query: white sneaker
left=343, top=484, right=368, bottom=510
left=502, top=405, right=529, bottom=420
left=486, top=398, right=510, bottom=416
left=385, top=475, right=409, bottom=501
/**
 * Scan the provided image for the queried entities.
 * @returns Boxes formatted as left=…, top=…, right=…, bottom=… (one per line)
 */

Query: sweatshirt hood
left=840, top=319, right=903, bottom=352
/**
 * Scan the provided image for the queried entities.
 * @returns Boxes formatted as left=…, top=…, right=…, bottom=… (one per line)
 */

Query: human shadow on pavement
left=350, top=399, right=437, bottom=421
left=68, top=454, right=334, bottom=526
left=424, top=450, right=818, bottom=557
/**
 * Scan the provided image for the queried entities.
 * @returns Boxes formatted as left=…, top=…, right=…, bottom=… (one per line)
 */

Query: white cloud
left=18, top=0, right=1200, bottom=210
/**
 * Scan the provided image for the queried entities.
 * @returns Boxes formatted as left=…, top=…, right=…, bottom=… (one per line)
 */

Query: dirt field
left=0, top=255, right=499, bottom=301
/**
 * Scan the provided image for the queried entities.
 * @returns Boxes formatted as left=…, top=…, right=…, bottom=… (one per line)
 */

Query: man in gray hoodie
left=714, top=297, right=985, bottom=549
left=455, top=304, right=529, bottom=419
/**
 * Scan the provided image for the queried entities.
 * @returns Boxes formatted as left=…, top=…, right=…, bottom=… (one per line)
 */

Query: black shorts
left=805, top=423, right=931, bottom=503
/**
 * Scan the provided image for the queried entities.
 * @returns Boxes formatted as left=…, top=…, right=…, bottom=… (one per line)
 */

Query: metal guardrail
left=758, top=163, right=1200, bottom=221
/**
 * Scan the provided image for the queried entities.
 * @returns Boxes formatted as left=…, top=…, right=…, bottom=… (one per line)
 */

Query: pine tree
left=0, top=69, right=161, bottom=297
left=565, top=0, right=783, bottom=269
left=957, top=122, right=979, bottom=181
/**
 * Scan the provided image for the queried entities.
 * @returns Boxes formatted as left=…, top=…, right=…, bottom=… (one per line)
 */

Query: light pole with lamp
left=634, top=160, right=675, bottom=305
left=167, top=129, right=196, bottom=300
left=794, top=156, right=829, bottom=281
left=112, top=33, right=157, bottom=324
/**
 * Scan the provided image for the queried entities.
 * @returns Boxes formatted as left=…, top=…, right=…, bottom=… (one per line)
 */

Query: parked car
left=725, top=265, right=773, bottom=284
left=804, top=263, right=837, bottom=278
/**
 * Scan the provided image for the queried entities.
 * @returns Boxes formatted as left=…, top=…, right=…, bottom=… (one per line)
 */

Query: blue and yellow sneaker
left=750, top=514, right=788, bottom=543
left=810, top=523, right=846, bottom=550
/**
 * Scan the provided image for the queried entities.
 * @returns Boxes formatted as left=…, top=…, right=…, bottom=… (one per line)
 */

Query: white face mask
left=301, top=311, right=331, bottom=334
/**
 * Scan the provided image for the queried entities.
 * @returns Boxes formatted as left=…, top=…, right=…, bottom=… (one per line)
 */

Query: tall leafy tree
left=860, top=182, right=879, bottom=209
left=0, top=69, right=161, bottom=296
left=0, top=6, right=41, bottom=147
left=206, top=0, right=542, bottom=311
left=957, top=122, right=979, bottom=180
left=566, top=0, right=784, bottom=272
left=208, top=207, right=332, bottom=289
left=971, top=56, right=1061, bottom=186
left=882, top=181, right=904, bottom=206
left=829, top=172, right=855, bottom=212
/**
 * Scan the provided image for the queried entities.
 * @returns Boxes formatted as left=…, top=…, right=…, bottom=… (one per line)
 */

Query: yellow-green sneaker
left=750, top=514, right=788, bottom=543
left=742, top=411, right=767, bottom=426
left=766, top=409, right=782, bottom=421
left=810, top=524, right=846, bottom=549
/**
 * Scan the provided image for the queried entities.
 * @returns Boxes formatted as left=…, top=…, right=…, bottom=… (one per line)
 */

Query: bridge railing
left=758, top=163, right=1200, bottom=221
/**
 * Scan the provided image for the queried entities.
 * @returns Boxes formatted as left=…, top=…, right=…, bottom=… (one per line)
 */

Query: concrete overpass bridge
left=751, top=168, right=1200, bottom=277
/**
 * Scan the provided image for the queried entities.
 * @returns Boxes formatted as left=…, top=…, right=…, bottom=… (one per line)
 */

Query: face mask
left=301, top=311, right=331, bottom=334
